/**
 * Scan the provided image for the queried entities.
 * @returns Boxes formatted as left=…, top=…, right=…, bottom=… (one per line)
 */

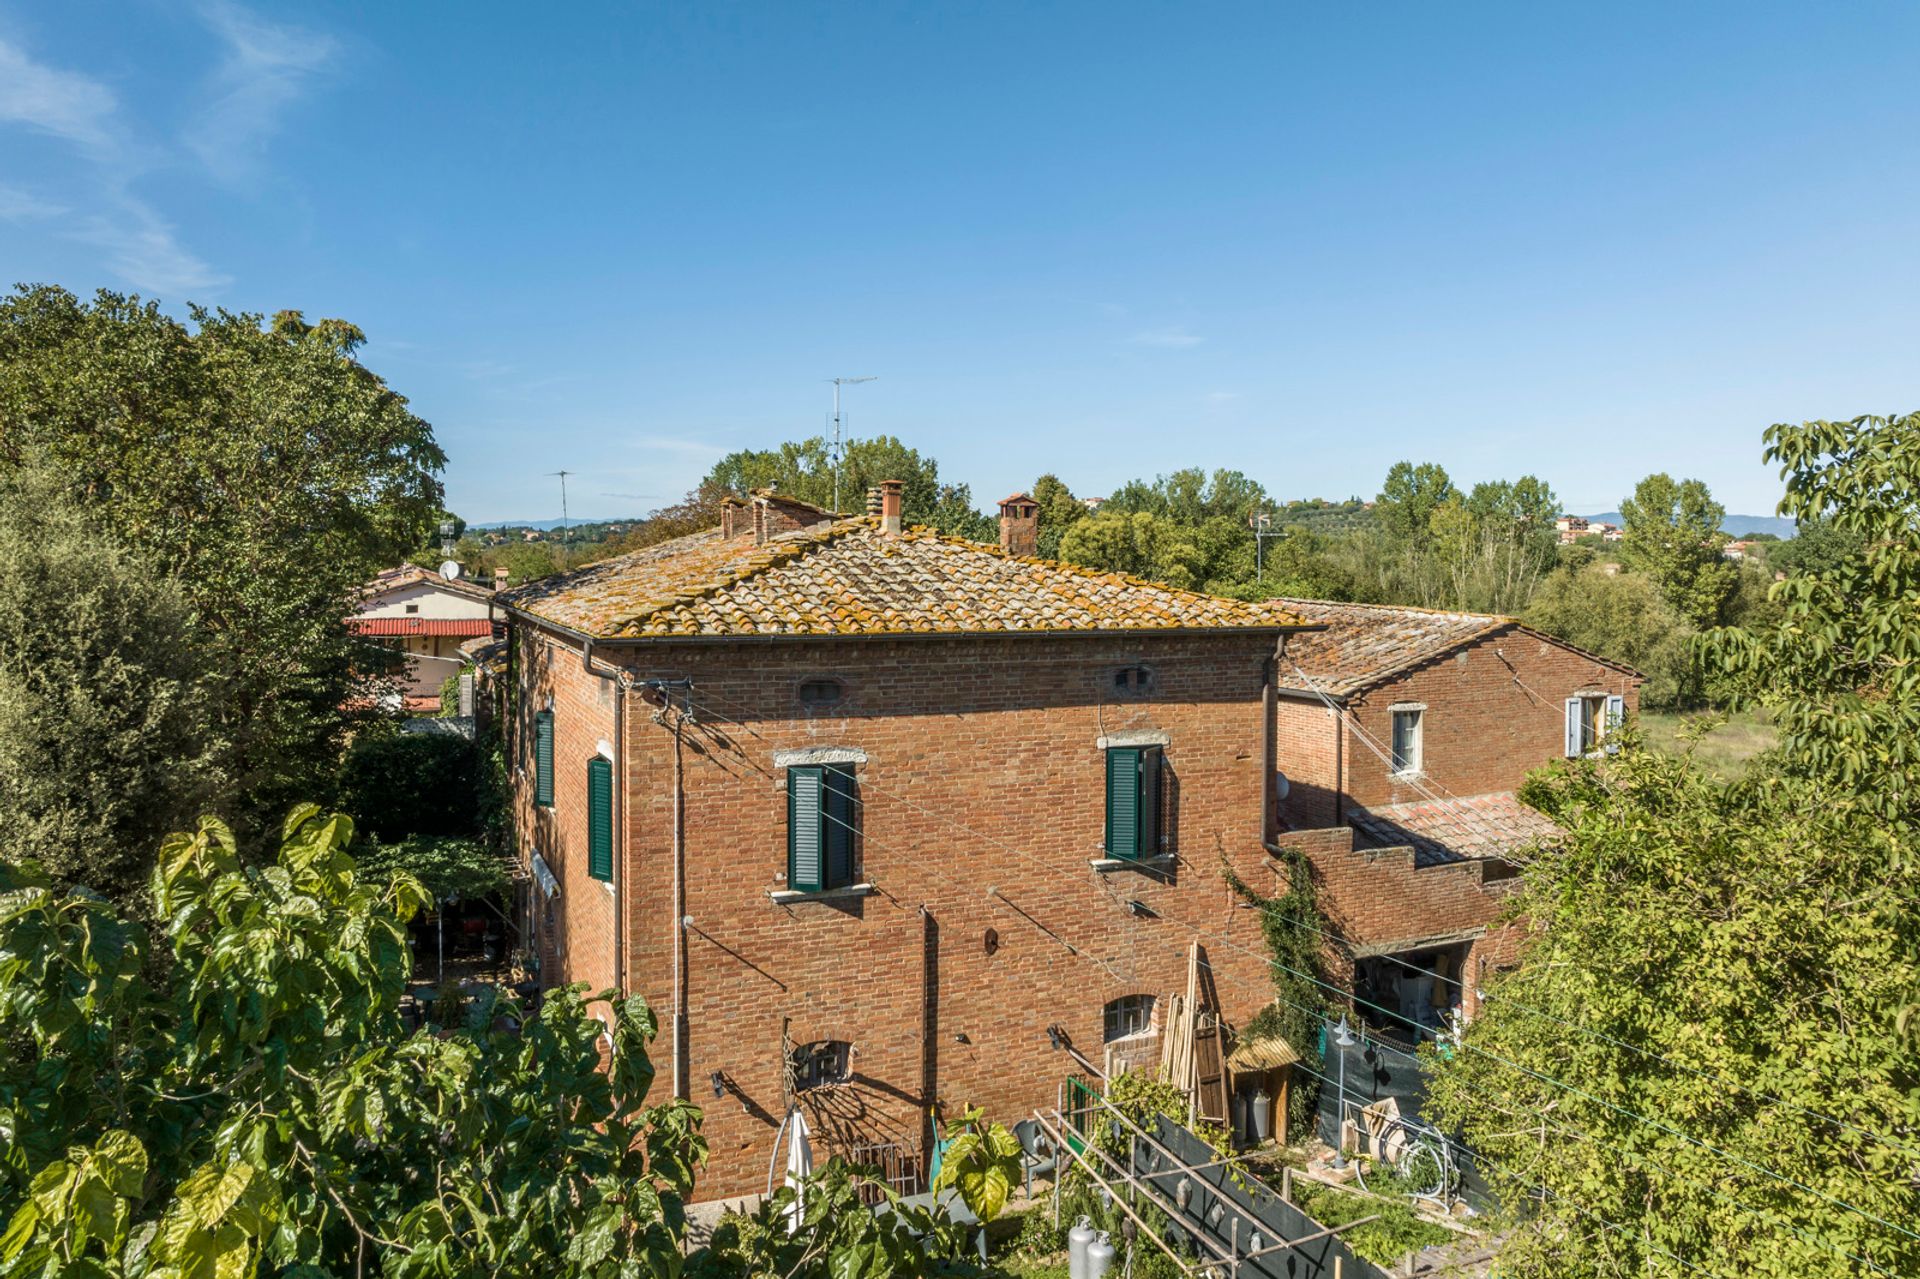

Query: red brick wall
left=512, top=631, right=622, bottom=1003
left=1273, top=627, right=1640, bottom=822
left=516, top=627, right=1290, bottom=1200
left=1338, top=628, right=1639, bottom=809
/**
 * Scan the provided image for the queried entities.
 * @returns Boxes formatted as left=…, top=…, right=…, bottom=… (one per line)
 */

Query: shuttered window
left=1565, top=694, right=1626, bottom=756
left=1105, top=746, right=1162, bottom=860
left=534, top=711, right=555, bottom=806
left=587, top=756, right=613, bottom=882
left=787, top=764, right=857, bottom=893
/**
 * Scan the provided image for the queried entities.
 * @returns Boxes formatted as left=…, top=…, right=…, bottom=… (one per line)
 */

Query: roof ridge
left=1275, top=595, right=1514, bottom=625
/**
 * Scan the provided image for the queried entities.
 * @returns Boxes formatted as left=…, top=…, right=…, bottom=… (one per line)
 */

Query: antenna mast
left=547, top=470, right=574, bottom=568
left=827, top=376, right=877, bottom=514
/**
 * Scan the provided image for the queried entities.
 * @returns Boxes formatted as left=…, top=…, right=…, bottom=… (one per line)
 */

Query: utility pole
left=827, top=376, right=877, bottom=514
left=547, top=470, right=573, bottom=569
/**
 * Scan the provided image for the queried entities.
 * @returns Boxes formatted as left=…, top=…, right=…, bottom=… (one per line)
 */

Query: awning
left=348, top=617, right=495, bottom=637
left=1226, top=1029, right=1301, bottom=1073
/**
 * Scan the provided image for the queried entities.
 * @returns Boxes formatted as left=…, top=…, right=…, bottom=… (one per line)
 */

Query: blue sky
left=3, top=3, right=1916, bottom=523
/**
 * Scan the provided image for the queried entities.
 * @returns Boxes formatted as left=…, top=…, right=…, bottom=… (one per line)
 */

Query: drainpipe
left=1263, top=637, right=1280, bottom=845
left=581, top=640, right=628, bottom=1004
left=671, top=712, right=687, bottom=1100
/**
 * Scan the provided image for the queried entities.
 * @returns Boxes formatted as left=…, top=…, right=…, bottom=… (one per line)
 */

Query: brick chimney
left=865, top=487, right=883, bottom=518
left=998, top=493, right=1039, bottom=558
left=492, top=567, right=510, bottom=591
left=879, top=480, right=904, bottom=536
left=720, top=495, right=748, bottom=540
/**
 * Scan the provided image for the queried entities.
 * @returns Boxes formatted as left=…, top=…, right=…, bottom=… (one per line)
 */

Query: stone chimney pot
left=879, top=480, right=904, bottom=536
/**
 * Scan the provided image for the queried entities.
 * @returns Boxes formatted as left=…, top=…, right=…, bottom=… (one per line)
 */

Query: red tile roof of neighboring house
left=348, top=617, right=496, bottom=637
left=1349, top=791, right=1559, bottom=866
left=359, top=563, right=498, bottom=605
left=1274, top=598, right=1638, bottom=696
left=502, top=516, right=1311, bottom=641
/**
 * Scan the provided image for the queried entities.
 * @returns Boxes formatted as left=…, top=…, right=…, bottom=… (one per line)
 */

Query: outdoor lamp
left=1331, top=1014, right=1357, bottom=1170
left=709, top=1070, right=726, bottom=1100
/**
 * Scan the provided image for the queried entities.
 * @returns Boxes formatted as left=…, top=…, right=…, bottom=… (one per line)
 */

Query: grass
left=1638, top=707, right=1777, bottom=781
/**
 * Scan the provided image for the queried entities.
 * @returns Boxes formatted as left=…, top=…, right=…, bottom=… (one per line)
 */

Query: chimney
left=879, top=480, right=904, bottom=536
left=865, top=487, right=883, bottom=518
left=492, top=567, right=510, bottom=591
left=752, top=497, right=769, bottom=546
left=998, top=493, right=1039, bottom=558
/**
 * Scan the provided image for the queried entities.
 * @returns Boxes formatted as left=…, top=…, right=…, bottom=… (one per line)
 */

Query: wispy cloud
left=73, top=203, right=229, bottom=295
left=188, top=1, right=336, bottom=184
left=0, top=8, right=335, bottom=297
left=1205, top=390, right=1239, bottom=403
left=1131, top=326, right=1203, bottom=349
left=0, top=34, right=222, bottom=294
left=632, top=435, right=731, bottom=461
left=0, top=39, right=118, bottom=154
left=0, top=183, right=67, bottom=220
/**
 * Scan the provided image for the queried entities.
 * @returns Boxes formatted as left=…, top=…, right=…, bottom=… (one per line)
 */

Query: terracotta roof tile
left=1349, top=791, right=1559, bottom=866
left=1274, top=598, right=1511, bottom=696
left=503, top=517, right=1307, bottom=640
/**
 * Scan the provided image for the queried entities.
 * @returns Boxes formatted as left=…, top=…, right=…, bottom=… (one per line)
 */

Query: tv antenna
left=827, top=376, right=877, bottom=514
left=547, top=470, right=573, bottom=568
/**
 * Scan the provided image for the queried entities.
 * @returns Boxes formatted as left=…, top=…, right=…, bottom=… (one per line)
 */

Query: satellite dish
left=439, top=560, right=463, bottom=580
left=1273, top=770, right=1292, bottom=802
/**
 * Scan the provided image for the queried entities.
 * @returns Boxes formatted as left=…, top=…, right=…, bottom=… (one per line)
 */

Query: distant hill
left=1581, top=512, right=1795, bottom=539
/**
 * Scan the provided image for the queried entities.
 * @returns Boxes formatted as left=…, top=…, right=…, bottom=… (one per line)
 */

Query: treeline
left=594, top=439, right=1857, bottom=710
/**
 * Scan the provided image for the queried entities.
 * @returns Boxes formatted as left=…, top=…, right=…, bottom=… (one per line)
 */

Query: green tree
left=1524, top=563, right=1697, bottom=708
left=1710, top=412, right=1920, bottom=839
left=1435, top=416, right=1920, bottom=1274
left=1030, top=473, right=1087, bottom=558
left=0, top=287, right=446, bottom=838
left=1431, top=746, right=1919, bottom=1277
left=1375, top=461, right=1457, bottom=545
left=1105, top=467, right=1268, bottom=526
left=1767, top=513, right=1865, bottom=579
left=0, top=466, right=219, bottom=902
left=704, top=434, right=989, bottom=534
left=0, top=805, right=706, bottom=1277
left=1618, top=473, right=1738, bottom=628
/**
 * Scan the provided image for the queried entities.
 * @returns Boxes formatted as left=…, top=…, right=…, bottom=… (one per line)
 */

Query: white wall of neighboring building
left=357, top=580, right=493, bottom=620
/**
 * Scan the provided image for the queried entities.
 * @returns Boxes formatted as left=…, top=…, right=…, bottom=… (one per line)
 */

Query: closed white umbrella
left=782, top=1109, right=814, bottom=1233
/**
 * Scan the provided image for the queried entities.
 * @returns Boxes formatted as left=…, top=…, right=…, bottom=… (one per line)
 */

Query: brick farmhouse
left=498, top=485, right=1637, bottom=1201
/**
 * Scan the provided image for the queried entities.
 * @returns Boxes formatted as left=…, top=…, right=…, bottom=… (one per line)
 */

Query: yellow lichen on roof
left=1273, top=597, right=1512, bottom=696
left=503, top=517, right=1306, bottom=639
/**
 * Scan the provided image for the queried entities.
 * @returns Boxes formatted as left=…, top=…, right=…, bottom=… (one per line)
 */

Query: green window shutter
left=788, top=766, right=826, bottom=892
left=1106, top=747, right=1142, bottom=859
left=1105, top=746, right=1162, bottom=860
left=587, top=756, right=613, bottom=882
left=823, top=764, right=857, bottom=889
left=534, top=711, right=555, bottom=806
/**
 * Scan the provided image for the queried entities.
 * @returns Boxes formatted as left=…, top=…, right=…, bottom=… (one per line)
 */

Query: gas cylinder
left=1068, top=1216, right=1097, bottom=1279
left=1086, top=1231, right=1116, bottom=1279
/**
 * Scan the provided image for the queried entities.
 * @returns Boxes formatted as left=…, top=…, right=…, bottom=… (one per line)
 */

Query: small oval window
left=798, top=677, right=846, bottom=708
left=1112, top=666, right=1154, bottom=696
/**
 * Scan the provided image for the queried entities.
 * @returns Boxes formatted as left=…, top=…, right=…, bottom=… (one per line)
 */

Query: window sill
left=768, top=883, right=875, bottom=905
left=1089, top=854, right=1176, bottom=874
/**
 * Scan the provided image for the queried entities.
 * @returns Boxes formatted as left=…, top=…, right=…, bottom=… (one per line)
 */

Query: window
left=1390, top=707, right=1423, bottom=775
left=533, top=711, right=555, bottom=806
left=1565, top=694, right=1624, bottom=756
left=587, top=756, right=613, bottom=882
left=1104, top=746, right=1162, bottom=860
left=787, top=763, right=857, bottom=892
left=789, top=1040, right=851, bottom=1091
left=1111, top=665, right=1155, bottom=696
left=404, top=603, right=420, bottom=614
left=798, top=677, right=846, bottom=708
left=1104, top=994, right=1156, bottom=1042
